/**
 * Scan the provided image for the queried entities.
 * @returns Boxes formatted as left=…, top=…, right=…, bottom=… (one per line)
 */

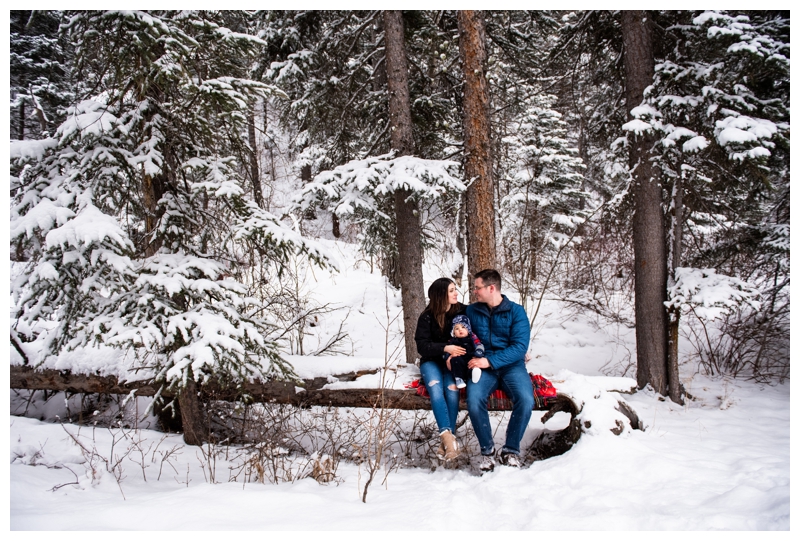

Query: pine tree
left=383, top=10, right=427, bottom=363
left=479, top=11, right=591, bottom=308
left=265, top=11, right=466, bottom=271
left=9, top=10, right=72, bottom=140
left=620, top=11, right=673, bottom=399
left=639, top=11, right=790, bottom=381
left=10, top=11, right=333, bottom=439
left=267, top=11, right=471, bottom=362
left=458, top=10, right=497, bottom=282
left=498, top=91, right=588, bottom=308
left=549, top=10, right=789, bottom=388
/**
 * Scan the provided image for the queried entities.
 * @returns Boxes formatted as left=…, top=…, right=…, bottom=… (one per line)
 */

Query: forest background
left=10, top=9, right=789, bottom=401
left=7, top=9, right=791, bottom=526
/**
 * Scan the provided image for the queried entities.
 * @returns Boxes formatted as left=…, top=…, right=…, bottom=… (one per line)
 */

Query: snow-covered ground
left=9, top=239, right=791, bottom=530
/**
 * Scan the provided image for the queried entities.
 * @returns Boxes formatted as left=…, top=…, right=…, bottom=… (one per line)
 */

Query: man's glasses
left=472, top=284, right=489, bottom=292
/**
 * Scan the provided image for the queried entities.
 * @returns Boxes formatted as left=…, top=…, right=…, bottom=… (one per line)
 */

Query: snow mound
left=550, top=369, right=640, bottom=436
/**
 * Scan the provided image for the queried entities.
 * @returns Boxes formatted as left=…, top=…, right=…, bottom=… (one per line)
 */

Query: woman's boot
left=441, top=430, right=460, bottom=461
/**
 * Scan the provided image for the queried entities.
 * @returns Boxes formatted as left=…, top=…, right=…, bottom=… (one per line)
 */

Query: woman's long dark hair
left=425, top=278, right=460, bottom=331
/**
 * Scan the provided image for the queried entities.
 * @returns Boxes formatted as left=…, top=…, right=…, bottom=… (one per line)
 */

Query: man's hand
left=468, top=357, right=490, bottom=370
left=445, top=356, right=452, bottom=371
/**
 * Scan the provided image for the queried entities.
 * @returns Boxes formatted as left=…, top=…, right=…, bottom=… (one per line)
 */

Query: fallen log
left=10, top=365, right=586, bottom=459
left=10, top=365, right=576, bottom=410
left=11, top=366, right=163, bottom=397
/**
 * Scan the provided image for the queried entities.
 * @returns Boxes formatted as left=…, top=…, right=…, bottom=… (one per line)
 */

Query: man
left=465, top=269, right=534, bottom=472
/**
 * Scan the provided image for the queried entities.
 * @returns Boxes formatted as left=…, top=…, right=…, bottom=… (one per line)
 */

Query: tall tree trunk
left=140, top=81, right=168, bottom=258
left=179, top=378, right=208, bottom=446
left=453, top=201, right=466, bottom=286
left=248, top=104, right=264, bottom=207
left=18, top=99, right=25, bottom=140
left=667, top=171, right=684, bottom=404
left=300, top=163, right=318, bottom=221
left=371, top=16, right=387, bottom=93
left=458, top=10, right=496, bottom=291
left=141, top=171, right=164, bottom=257
left=621, top=11, right=670, bottom=396
left=383, top=10, right=425, bottom=364
left=379, top=12, right=401, bottom=289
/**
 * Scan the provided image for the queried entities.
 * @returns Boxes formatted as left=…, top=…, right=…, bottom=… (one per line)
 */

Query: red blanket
left=405, top=373, right=557, bottom=410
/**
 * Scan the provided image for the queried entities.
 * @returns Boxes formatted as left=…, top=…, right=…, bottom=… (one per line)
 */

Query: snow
left=667, top=267, right=761, bottom=320
left=9, top=138, right=57, bottom=161
left=295, top=153, right=465, bottom=218
left=58, top=99, right=120, bottom=144
left=11, top=198, right=74, bottom=241
left=629, top=104, right=661, bottom=119
left=44, top=202, right=133, bottom=254
left=621, top=118, right=652, bottom=135
left=715, top=115, right=778, bottom=147
left=551, top=213, right=585, bottom=229
left=683, top=135, right=710, bottom=153
left=8, top=236, right=791, bottom=531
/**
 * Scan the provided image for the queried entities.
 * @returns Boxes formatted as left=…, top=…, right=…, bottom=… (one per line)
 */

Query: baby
left=446, top=314, right=485, bottom=388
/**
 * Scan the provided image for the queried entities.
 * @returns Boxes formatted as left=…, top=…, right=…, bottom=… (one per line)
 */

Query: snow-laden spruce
left=10, top=11, right=335, bottom=394
left=666, top=267, right=760, bottom=321
left=618, top=10, right=789, bottom=377
left=10, top=11, right=73, bottom=141
left=295, top=153, right=465, bottom=214
left=292, top=152, right=465, bottom=259
left=495, top=91, right=591, bottom=308
left=499, top=93, right=590, bottom=250
left=622, top=10, right=788, bottom=177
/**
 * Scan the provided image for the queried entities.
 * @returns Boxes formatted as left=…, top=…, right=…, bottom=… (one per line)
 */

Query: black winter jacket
left=414, top=302, right=467, bottom=364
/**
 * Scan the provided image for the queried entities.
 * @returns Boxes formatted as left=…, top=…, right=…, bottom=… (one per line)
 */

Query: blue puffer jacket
left=465, top=295, right=530, bottom=370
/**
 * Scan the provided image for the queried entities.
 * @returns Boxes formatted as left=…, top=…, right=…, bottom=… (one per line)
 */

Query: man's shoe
left=498, top=451, right=521, bottom=468
left=479, top=453, right=495, bottom=473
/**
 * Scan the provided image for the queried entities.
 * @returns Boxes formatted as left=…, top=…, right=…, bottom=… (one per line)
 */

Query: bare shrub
left=354, top=281, right=407, bottom=502
left=684, top=302, right=789, bottom=383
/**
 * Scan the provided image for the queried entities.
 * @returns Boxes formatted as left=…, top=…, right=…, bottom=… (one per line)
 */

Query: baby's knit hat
left=451, top=314, right=473, bottom=336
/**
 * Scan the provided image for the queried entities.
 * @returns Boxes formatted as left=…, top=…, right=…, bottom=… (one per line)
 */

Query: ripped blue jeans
left=419, top=360, right=461, bottom=434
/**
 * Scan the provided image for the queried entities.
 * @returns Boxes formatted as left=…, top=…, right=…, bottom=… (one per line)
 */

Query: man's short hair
left=474, top=268, right=501, bottom=291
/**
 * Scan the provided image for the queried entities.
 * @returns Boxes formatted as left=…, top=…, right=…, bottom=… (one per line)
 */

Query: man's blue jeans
left=466, top=361, right=534, bottom=455
left=419, top=360, right=460, bottom=434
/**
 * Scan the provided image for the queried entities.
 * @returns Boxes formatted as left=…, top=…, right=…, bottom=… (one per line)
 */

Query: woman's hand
left=445, top=356, right=452, bottom=371
left=443, top=344, right=466, bottom=357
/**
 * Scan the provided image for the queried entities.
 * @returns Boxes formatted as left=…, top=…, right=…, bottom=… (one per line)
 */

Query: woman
left=414, top=277, right=468, bottom=461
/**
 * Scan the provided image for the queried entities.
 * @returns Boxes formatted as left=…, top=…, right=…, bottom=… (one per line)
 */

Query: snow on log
left=9, top=366, right=642, bottom=460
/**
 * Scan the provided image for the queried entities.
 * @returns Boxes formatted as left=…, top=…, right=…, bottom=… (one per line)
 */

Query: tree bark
left=453, top=202, right=467, bottom=286
left=18, top=99, right=25, bottom=140
left=178, top=378, right=207, bottom=446
left=247, top=104, right=264, bottom=207
left=141, top=171, right=165, bottom=257
left=140, top=83, right=167, bottom=258
left=300, top=163, right=318, bottom=222
left=458, top=10, right=497, bottom=290
left=667, top=171, right=684, bottom=404
left=383, top=10, right=425, bottom=364
left=621, top=11, right=670, bottom=396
